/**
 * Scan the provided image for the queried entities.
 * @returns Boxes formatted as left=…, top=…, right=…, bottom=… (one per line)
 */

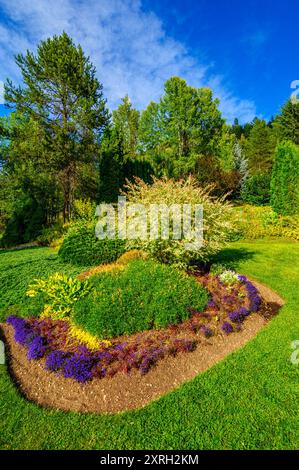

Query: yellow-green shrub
left=231, top=205, right=299, bottom=241
left=26, top=272, right=91, bottom=320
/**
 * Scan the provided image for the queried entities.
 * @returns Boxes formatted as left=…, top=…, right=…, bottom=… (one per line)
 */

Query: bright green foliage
left=274, top=100, right=299, bottom=145
left=26, top=272, right=91, bottom=319
left=270, top=141, right=299, bottom=215
left=58, top=222, right=126, bottom=266
left=139, top=77, right=224, bottom=177
left=71, top=199, right=97, bottom=221
left=122, top=176, right=235, bottom=268
left=244, top=118, right=276, bottom=174
left=0, top=247, right=88, bottom=321
left=241, top=173, right=271, bottom=206
left=73, top=260, right=208, bottom=338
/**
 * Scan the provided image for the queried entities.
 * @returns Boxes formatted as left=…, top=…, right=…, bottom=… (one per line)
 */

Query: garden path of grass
left=0, top=240, right=299, bottom=450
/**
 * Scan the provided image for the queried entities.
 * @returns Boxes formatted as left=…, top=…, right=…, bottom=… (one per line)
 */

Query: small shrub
left=26, top=272, right=91, bottom=319
left=210, top=262, right=236, bottom=275
left=73, top=260, right=208, bottom=338
left=231, top=205, right=299, bottom=241
left=241, top=173, right=271, bottom=206
left=58, top=222, right=126, bottom=266
left=72, top=199, right=96, bottom=221
left=36, top=223, right=68, bottom=247
left=219, top=270, right=240, bottom=286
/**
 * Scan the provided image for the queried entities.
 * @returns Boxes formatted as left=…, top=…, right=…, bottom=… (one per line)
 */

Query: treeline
left=0, top=32, right=299, bottom=246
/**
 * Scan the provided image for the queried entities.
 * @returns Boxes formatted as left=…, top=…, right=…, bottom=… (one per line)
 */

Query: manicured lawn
left=0, top=240, right=299, bottom=450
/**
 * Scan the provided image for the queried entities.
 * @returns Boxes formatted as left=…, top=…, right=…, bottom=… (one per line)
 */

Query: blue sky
left=0, top=0, right=297, bottom=123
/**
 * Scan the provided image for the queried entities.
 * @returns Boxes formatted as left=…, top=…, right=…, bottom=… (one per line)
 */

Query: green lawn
left=0, top=240, right=299, bottom=450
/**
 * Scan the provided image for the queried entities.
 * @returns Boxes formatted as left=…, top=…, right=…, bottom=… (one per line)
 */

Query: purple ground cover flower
left=201, top=325, right=213, bottom=338
left=228, top=307, right=250, bottom=323
left=238, top=275, right=247, bottom=284
left=6, top=315, right=36, bottom=345
left=27, top=335, right=48, bottom=360
left=45, top=350, right=70, bottom=371
left=245, top=282, right=262, bottom=311
left=221, top=322, right=234, bottom=334
left=63, top=354, right=95, bottom=383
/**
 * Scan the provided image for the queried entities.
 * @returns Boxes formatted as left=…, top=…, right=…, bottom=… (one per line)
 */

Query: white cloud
left=0, top=0, right=257, bottom=123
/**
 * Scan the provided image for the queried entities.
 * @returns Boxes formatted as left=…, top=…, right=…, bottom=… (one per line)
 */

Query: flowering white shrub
left=122, top=176, right=236, bottom=269
left=219, top=270, right=240, bottom=286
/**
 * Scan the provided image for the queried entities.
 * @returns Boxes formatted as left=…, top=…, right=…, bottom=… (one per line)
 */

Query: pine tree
left=112, top=95, right=140, bottom=160
left=274, top=100, right=299, bottom=146
left=4, top=32, right=109, bottom=220
left=244, top=118, right=276, bottom=175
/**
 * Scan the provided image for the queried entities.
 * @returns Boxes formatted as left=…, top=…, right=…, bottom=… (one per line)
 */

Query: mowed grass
left=0, top=247, right=90, bottom=321
left=0, top=240, right=299, bottom=450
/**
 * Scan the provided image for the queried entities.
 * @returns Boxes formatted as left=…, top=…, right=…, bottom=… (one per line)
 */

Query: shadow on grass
left=209, top=247, right=256, bottom=269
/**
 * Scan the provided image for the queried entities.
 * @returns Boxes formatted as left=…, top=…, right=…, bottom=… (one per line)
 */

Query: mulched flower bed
left=5, top=274, right=269, bottom=384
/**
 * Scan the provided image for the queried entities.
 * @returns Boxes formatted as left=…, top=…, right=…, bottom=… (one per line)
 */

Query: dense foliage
left=241, top=173, right=271, bottom=206
left=58, top=222, right=126, bottom=266
left=270, top=141, right=299, bottom=216
left=73, top=260, right=209, bottom=338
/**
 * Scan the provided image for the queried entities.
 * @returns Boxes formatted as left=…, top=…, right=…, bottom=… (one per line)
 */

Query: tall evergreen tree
left=274, top=100, right=299, bottom=146
left=244, top=118, right=276, bottom=174
left=112, top=95, right=140, bottom=160
left=4, top=32, right=109, bottom=220
left=270, top=141, right=299, bottom=215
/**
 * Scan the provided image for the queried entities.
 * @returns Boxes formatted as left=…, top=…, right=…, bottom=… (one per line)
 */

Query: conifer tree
left=4, top=32, right=109, bottom=220
left=270, top=141, right=299, bottom=215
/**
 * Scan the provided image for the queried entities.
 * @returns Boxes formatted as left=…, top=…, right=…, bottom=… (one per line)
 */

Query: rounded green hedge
left=73, top=260, right=208, bottom=338
left=58, top=223, right=126, bottom=266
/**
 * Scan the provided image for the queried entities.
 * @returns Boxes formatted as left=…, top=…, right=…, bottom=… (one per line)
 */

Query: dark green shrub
left=0, top=198, right=46, bottom=247
left=36, top=223, right=67, bottom=246
left=73, top=260, right=208, bottom=338
left=270, top=141, right=299, bottom=215
left=58, top=222, right=126, bottom=266
left=241, top=173, right=271, bottom=206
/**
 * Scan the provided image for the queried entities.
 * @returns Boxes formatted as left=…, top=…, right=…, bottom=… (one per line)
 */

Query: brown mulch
left=0, top=281, right=284, bottom=415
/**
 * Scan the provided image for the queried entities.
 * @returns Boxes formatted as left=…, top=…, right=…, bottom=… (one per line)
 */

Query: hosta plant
left=26, top=272, right=91, bottom=320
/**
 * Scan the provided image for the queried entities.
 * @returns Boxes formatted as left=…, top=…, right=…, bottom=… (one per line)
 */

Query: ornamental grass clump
left=122, top=176, right=235, bottom=269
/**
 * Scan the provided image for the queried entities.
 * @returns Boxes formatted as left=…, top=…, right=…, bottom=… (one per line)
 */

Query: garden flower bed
left=0, top=269, right=284, bottom=414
